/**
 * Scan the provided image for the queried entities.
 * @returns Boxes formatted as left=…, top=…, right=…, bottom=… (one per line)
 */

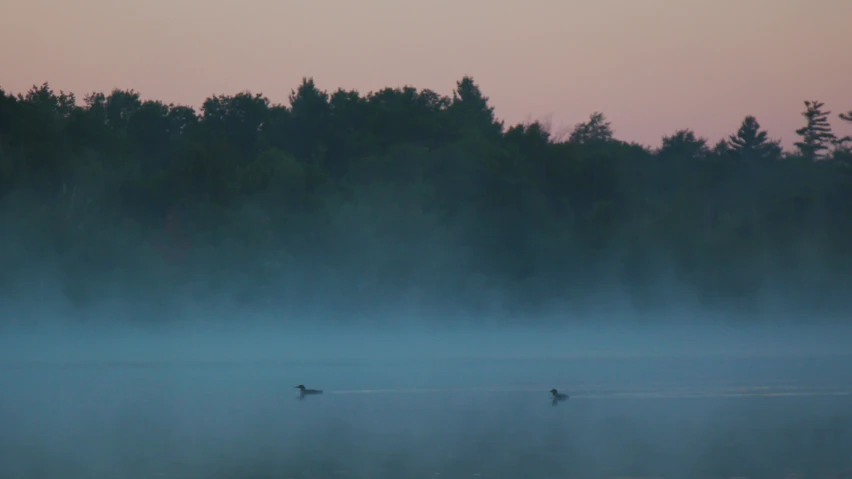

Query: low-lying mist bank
left=2, top=181, right=850, bottom=326
left=3, top=81, right=852, bottom=327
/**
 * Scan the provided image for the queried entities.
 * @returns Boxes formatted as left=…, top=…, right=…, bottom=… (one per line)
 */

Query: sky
left=1, top=0, right=850, bottom=149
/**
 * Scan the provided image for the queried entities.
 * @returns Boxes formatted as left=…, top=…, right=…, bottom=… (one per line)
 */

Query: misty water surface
left=2, top=346, right=851, bottom=479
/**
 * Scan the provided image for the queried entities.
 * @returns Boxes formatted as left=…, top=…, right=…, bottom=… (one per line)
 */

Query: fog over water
left=1, top=320, right=851, bottom=479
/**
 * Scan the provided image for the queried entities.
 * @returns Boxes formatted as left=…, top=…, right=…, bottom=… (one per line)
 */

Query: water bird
left=550, top=388, right=569, bottom=406
left=296, top=385, right=323, bottom=397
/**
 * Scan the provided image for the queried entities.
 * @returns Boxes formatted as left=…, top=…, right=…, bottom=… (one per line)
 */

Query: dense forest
left=1, top=78, right=851, bottom=323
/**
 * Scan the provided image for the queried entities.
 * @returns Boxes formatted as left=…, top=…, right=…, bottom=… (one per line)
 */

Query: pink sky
left=2, top=0, right=850, bottom=149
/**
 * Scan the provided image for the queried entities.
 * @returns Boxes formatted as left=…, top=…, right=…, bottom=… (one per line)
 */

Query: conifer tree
left=794, top=101, right=836, bottom=161
left=728, top=115, right=781, bottom=160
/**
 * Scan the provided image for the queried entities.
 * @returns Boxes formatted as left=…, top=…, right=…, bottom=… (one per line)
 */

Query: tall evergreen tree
left=794, top=100, right=836, bottom=161
left=837, top=110, right=852, bottom=150
left=448, top=76, right=503, bottom=138
left=0, top=87, right=15, bottom=141
left=288, top=77, right=330, bottom=162
left=728, top=115, right=781, bottom=160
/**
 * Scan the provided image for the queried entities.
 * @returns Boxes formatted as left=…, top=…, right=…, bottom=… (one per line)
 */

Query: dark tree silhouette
left=795, top=101, right=836, bottom=161
left=568, top=112, right=614, bottom=145
left=658, top=129, right=708, bottom=160
left=449, top=76, right=503, bottom=139
left=105, top=88, right=142, bottom=131
left=837, top=110, right=852, bottom=154
left=287, top=77, right=330, bottom=164
left=728, top=115, right=782, bottom=160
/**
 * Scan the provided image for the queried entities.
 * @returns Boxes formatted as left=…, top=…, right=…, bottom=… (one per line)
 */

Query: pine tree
left=449, top=76, right=503, bottom=138
left=837, top=110, right=852, bottom=150
left=794, top=101, right=836, bottom=161
left=728, top=115, right=781, bottom=160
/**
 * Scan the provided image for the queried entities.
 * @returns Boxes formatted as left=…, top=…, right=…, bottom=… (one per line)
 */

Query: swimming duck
left=550, top=388, right=569, bottom=406
left=295, top=385, right=323, bottom=396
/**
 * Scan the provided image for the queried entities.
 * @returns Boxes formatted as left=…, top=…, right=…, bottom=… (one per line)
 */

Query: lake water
left=1, top=356, right=851, bottom=479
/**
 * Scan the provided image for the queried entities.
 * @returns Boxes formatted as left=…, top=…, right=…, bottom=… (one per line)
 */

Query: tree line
left=1, top=78, right=851, bottom=322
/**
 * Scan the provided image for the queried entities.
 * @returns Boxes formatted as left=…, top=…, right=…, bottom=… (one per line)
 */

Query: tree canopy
left=1, top=79, right=851, bottom=324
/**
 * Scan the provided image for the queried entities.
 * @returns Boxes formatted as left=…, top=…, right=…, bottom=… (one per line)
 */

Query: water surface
left=1, top=356, right=850, bottom=479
